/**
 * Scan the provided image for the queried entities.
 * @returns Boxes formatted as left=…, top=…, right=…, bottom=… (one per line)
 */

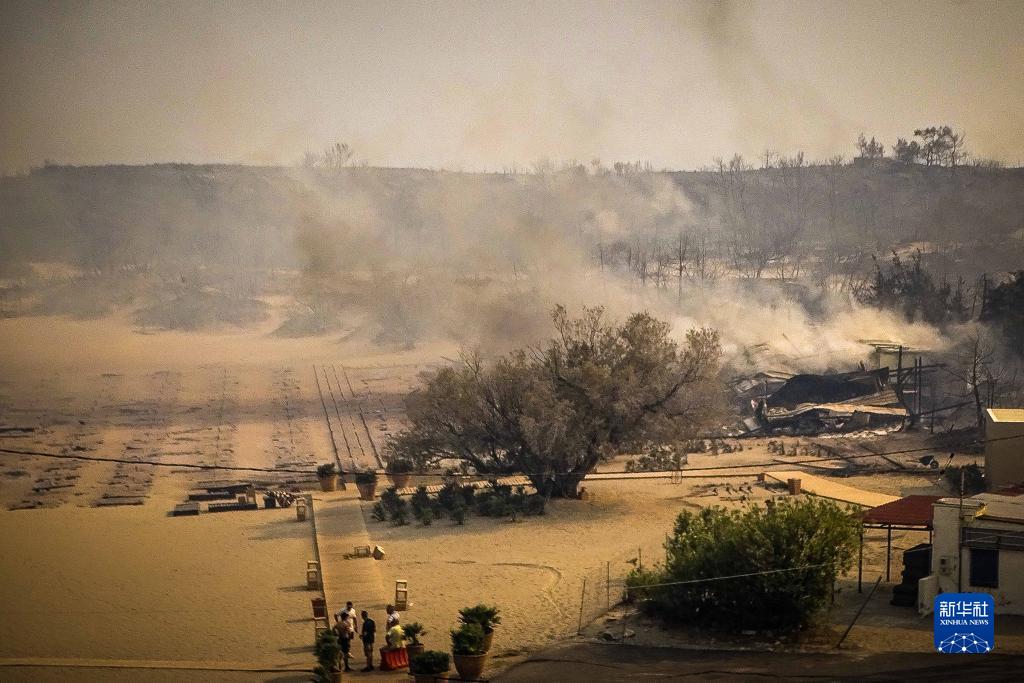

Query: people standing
left=385, top=604, right=400, bottom=630
left=332, top=601, right=357, bottom=672
left=360, top=610, right=376, bottom=672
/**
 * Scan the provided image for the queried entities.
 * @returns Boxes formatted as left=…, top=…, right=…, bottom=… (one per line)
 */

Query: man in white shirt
left=332, top=601, right=358, bottom=672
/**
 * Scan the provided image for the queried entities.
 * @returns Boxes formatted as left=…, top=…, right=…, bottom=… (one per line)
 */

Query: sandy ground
left=0, top=314, right=446, bottom=677
left=0, top=312, right=1003, bottom=680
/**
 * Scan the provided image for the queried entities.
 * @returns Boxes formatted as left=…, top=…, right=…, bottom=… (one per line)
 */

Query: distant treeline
left=1, top=161, right=1022, bottom=284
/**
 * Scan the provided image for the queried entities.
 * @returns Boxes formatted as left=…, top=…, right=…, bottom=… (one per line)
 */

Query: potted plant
left=354, top=470, right=378, bottom=501
left=404, top=622, right=427, bottom=657
left=316, top=462, right=339, bottom=492
left=450, top=623, right=487, bottom=680
left=410, top=650, right=450, bottom=683
left=458, top=603, right=501, bottom=653
left=385, top=458, right=414, bottom=489
left=314, top=628, right=343, bottom=683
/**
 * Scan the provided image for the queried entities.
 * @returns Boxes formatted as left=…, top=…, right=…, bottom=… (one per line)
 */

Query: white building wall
left=930, top=498, right=1024, bottom=615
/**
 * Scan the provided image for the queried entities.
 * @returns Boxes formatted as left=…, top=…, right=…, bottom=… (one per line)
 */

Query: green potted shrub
left=458, top=603, right=501, bottom=652
left=316, top=462, right=339, bottom=492
left=410, top=650, right=450, bottom=683
left=354, top=470, right=378, bottom=501
left=314, top=628, right=343, bottom=682
left=450, top=622, right=487, bottom=680
left=404, top=622, right=427, bottom=657
left=384, top=458, right=414, bottom=489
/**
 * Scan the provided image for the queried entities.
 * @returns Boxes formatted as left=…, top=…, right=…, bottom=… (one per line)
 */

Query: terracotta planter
left=452, top=653, right=487, bottom=680
left=407, top=642, right=425, bottom=658
left=387, top=472, right=411, bottom=489
left=329, top=669, right=343, bottom=683
left=413, top=673, right=448, bottom=683
left=356, top=482, right=377, bottom=500
left=319, top=474, right=338, bottom=492
left=482, top=629, right=494, bottom=653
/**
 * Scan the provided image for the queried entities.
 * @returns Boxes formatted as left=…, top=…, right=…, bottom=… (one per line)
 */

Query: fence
left=575, top=548, right=645, bottom=633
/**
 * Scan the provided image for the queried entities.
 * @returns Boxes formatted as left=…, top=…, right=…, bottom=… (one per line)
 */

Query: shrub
left=524, top=494, right=546, bottom=516
left=403, top=622, right=426, bottom=645
left=437, top=480, right=461, bottom=513
left=458, top=604, right=501, bottom=633
left=944, top=463, right=985, bottom=496
left=355, top=470, right=378, bottom=486
left=625, top=498, right=858, bottom=632
left=460, top=484, right=476, bottom=507
left=410, top=650, right=449, bottom=675
left=314, top=628, right=341, bottom=679
left=316, top=462, right=337, bottom=478
left=371, top=501, right=387, bottom=522
left=625, top=444, right=687, bottom=473
left=450, top=623, right=485, bottom=655
left=390, top=498, right=409, bottom=526
left=379, top=486, right=401, bottom=512
left=385, top=458, right=414, bottom=474
left=452, top=501, right=467, bottom=525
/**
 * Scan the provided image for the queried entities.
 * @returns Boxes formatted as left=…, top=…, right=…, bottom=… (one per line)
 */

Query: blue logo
left=934, top=593, right=994, bottom=653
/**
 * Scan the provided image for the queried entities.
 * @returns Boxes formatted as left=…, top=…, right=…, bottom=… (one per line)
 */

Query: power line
left=0, top=447, right=316, bottom=475
left=0, top=433, right=1020, bottom=479
left=621, top=562, right=833, bottom=590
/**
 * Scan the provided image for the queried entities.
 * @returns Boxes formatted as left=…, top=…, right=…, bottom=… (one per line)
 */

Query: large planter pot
left=407, top=642, right=425, bottom=658
left=328, top=669, right=343, bottom=683
left=356, top=482, right=377, bottom=501
left=319, top=474, right=338, bottom=492
left=452, top=653, right=487, bottom=680
left=387, top=472, right=411, bottom=489
left=413, top=673, right=448, bottom=683
left=482, top=629, right=494, bottom=653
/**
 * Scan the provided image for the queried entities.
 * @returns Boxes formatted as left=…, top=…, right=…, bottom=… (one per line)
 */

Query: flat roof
left=862, top=495, right=943, bottom=528
left=987, top=408, right=1024, bottom=423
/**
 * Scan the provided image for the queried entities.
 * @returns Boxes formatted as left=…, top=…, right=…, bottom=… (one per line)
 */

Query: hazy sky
left=2, top=0, right=1023, bottom=172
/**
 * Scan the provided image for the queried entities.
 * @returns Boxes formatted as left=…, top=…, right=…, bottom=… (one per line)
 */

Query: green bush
left=458, top=604, right=501, bottom=633
left=385, top=458, right=414, bottom=474
left=355, top=470, right=378, bottom=485
left=390, top=498, right=409, bottom=526
left=403, top=622, right=426, bottom=645
left=316, top=462, right=337, bottom=478
left=410, top=650, right=449, bottom=675
left=450, top=623, right=485, bottom=655
left=452, top=501, right=467, bottom=525
left=314, top=628, right=341, bottom=679
left=625, top=498, right=858, bottom=632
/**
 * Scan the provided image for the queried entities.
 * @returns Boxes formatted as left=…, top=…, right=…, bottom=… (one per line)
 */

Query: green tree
left=384, top=306, right=722, bottom=497
left=626, top=498, right=859, bottom=631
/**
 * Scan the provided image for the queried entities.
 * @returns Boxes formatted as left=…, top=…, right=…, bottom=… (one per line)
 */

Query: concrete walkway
left=311, top=490, right=406, bottom=679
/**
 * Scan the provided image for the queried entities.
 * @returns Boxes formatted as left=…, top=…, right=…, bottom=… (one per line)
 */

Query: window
left=969, top=548, right=999, bottom=588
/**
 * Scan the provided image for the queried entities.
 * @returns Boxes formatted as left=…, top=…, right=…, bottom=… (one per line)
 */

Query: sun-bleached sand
left=1, top=312, right=1006, bottom=681
left=0, top=314, right=444, bottom=678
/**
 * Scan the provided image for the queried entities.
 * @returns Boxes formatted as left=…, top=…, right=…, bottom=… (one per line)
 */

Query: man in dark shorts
left=360, top=610, right=376, bottom=672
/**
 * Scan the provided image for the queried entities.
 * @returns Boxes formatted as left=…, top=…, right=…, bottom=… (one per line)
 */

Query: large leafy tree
left=385, top=306, right=722, bottom=497
left=627, top=498, right=859, bottom=631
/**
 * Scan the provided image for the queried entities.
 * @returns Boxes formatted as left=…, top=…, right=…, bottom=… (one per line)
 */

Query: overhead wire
left=0, top=433, right=1019, bottom=478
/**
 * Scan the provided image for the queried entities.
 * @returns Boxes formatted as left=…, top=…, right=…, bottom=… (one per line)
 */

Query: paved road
left=495, top=641, right=1024, bottom=682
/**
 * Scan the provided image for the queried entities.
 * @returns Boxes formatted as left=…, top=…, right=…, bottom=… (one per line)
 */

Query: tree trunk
left=529, top=470, right=588, bottom=499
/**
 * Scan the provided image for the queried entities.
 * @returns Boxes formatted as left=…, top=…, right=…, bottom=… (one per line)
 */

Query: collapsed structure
left=731, top=341, right=939, bottom=436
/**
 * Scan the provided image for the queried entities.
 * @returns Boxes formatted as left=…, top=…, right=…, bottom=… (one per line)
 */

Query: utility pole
left=957, top=467, right=965, bottom=592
